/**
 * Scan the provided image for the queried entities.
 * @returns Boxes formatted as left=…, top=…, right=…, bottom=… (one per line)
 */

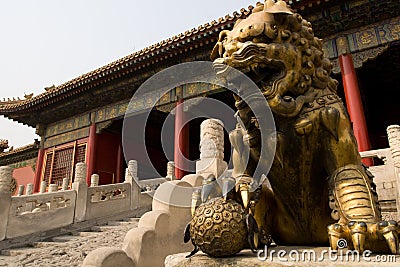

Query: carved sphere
left=190, top=197, right=247, bottom=257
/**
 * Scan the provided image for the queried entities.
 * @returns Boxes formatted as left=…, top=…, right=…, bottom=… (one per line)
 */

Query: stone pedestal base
left=165, top=248, right=400, bottom=267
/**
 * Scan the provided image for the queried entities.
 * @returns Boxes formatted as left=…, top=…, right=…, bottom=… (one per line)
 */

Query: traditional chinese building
left=0, top=0, right=399, bottom=192
left=0, top=140, right=39, bottom=195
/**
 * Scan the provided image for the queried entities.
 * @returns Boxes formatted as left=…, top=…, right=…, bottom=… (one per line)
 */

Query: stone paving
left=0, top=217, right=139, bottom=267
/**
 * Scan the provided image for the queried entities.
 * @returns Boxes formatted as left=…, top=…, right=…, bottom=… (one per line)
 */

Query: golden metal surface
left=189, top=0, right=399, bottom=257
left=190, top=197, right=248, bottom=257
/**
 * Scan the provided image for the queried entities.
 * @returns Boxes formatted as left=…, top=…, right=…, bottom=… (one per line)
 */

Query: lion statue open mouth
left=211, top=0, right=337, bottom=118
left=186, top=0, right=400, bottom=258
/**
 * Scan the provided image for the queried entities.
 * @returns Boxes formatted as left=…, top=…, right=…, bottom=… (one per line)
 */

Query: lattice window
left=51, top=147, right=74, bottom=187
left=42, top=142, right=87, bottom=187
left=75, top=144, right=87, bottom=164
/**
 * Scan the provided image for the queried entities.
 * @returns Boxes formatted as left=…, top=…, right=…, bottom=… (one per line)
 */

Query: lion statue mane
left=186, top=0, right=399, bottom=258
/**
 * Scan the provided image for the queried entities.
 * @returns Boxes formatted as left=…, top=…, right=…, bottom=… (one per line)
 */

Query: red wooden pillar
left=86, top=123, right=97, bottom=184
left=115, top=142, right=123, bottom=184
left=337, top=36, right=372, bottom=166
left=34, top=147, right=45, bottom=192
left=174, top=99, right=189, bottom=179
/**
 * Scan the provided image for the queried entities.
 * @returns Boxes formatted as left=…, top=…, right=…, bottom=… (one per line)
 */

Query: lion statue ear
left=210, top=30, right=230, bottom=61
left=264, top=0, right=293, bottom=15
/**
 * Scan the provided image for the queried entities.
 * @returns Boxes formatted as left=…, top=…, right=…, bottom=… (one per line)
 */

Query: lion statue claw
left=187, top=0, right=399, bottom=257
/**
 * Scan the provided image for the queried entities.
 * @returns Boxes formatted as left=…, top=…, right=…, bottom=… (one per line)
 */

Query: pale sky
left=0, top=0, right=251, bottom=148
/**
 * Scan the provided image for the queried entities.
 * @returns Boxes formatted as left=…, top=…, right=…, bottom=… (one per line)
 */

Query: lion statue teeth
left=186, top=0, right=400, bottom=257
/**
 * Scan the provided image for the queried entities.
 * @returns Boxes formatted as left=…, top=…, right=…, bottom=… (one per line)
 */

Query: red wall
left=95, top=131, right=122, bottom=185
left=13, top=166, right=35, bottom=195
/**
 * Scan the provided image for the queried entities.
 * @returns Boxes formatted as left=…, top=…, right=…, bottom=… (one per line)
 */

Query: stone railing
left=360, top=148, right=399, bottom=220
left=137, top=178, right=167, bottom=209
left=85, top=183, right=131, bottom=221
left=138, top=178, right=168, bottom=193
left=6, top=190, right=76, bottom=238
left=0, top=160, right=167, bottom=242
left=83, top=121, right=400, bottom=267
left=359, top=125, right=400, bottom=221
left=83, top=118, right=227, bottom=267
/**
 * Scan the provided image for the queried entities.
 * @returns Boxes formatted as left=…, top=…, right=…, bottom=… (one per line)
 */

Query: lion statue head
left=211, top=0, right=338, bottom=117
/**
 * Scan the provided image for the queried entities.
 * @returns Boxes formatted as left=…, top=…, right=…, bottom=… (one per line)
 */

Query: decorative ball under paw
left=190, top=197, right=247, bottom=257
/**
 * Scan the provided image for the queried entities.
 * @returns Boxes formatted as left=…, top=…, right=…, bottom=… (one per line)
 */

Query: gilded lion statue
left=185, top=0, right=399, bottom=257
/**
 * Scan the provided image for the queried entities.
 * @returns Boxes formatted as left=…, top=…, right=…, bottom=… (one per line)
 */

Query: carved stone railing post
left=196, top=119, right=228, bottom=178
left=90, top=174, right=99, bottom=187
left=387, top=125, right=400, bottom=218
left=74, top=162, right=87, bottom=183
left=39, top=180, right=47, bottom=193
left=128, top=160, right=138, bottom=180
left=48, top=184, right=59, bottom=209
left=72, top=162, right=88, bottom=222
left=26, top=184, right=34, bottom=195
left=90, top=174, right=101, bottom=202
left=0, top=167, right=12, bottom=193
left=17, top=185, right=25, bottom=196
left=0, top=166, right=12, bottom=240
left=125, top=160, right=140, bottom=210
left=62, top=178, right=70, bottom=191
left=48, top=184, right=58, bottom=192
left=166, top=161, right=176, bottom=181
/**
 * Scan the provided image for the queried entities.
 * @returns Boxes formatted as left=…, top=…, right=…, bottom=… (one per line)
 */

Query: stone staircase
left=0, top=216, right=141, bottom=267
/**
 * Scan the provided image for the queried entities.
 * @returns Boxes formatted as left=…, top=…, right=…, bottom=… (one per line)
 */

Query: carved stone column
left=337, top=36, right=372, bottom=165
left=166, top=161, right=176, bottom=181
left=48, top=184, right=58, bottom=192
left=91, top=174, right=100, bottom=187
left=196, top=119, right=228, bottom=178
left=72, top=163, right=88, bottom=222
left=0, top=166, right=12, bottom=240
left=125, top=160, right=140, bottom=210
left=17, top=185, right=25, bottom=196
left=75, top=163, right=87, bottom=184
left=387, top=125, right=400, bottom=218
left=40, top=180, right=47, bottom=193
left=0, top=166, right=12, bottom=193
left=26, top=184, right=34, bottom=195
left=62, top=178, right=70, bottom=191
left=90, top=174, right=101, bottom=202
left=126, top=160, right=138, bottom=182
